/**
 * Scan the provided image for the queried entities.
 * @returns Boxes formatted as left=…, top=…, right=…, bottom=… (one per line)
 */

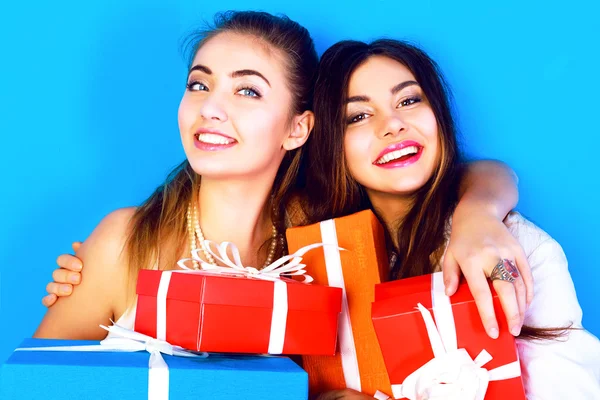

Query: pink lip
left=193, top=128, right=237, bottom=151
left=373, top=140, right=423, bottom=169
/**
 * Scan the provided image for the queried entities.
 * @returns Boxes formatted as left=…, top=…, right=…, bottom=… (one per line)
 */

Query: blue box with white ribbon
left=1, top=338, right=308, bottom=400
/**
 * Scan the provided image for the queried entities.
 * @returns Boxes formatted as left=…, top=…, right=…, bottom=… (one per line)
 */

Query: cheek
left=235, top=105, right=288, bottom=144
left=178, top=96, right=194, bottom=132
left=422, top=109, right=439, bottom=140
left=344, top=130, right=370, bottom=174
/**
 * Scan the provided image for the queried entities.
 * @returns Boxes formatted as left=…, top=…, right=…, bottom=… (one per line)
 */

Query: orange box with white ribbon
left=286, top=210, right=393, bottom=397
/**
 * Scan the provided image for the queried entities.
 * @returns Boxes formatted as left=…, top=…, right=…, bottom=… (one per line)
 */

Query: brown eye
left=347, top=113, right=368, bottom=124
left=399, top=96, right=422, bottom=107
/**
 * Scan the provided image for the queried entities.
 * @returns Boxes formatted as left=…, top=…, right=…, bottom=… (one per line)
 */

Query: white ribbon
left=319, top=219, right=362, bottom=391
left=151, top=241, right=334, bottom=355
left=380, top=272, right=521, bottom=400
left=177, top=240, right=332, bottom=284
left=15, top=323, right=207, bottom=400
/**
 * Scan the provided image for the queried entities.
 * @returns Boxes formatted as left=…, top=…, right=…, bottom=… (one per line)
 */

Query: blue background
left=1, top=0, right=598, bottom=363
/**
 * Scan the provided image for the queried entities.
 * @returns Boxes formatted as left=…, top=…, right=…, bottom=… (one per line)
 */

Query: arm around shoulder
left=34, top=207, right=137, bottom=340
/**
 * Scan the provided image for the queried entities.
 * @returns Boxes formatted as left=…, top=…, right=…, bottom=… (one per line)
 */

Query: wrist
left=453, top=193, right=505, bottom=221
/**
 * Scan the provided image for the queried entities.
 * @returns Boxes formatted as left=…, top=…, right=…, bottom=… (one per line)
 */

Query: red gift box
left=371, top=272, right=525, bottom=400
left=134, top=269, right=342, bottom=355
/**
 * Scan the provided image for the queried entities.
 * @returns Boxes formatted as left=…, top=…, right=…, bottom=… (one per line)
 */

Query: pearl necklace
left=186, top=203, right=282, bottom=270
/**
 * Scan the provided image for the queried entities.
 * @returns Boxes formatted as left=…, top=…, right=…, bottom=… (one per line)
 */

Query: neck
left=367, top=190, right=414, bottom=248
left=197, top=175, right=275, bottom=267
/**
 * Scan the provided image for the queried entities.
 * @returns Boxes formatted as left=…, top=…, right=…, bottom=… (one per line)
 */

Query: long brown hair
left=124, top=11, right=319, bottom=302
left=305, top=39, right=462, bottom=279
left=305, top=39, right=569, bottom=340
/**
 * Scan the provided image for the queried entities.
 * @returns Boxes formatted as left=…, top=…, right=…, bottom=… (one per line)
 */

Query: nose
left=198, top=93, right=228, bottom=122
left=379, top=114, right=407, bottom=139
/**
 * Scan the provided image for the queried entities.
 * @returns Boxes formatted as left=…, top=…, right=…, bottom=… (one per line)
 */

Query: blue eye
left=237, top=87, right=261, bottom=98
left=187, top=81, right=208, bottom=91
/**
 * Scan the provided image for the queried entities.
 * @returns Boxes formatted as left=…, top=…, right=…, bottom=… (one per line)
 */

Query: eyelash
left=398, top=95, right=422, bottom=107
left=236, top=85, right=262, bottom=98
left=347, top=96, right=422, bottom=125
left=185, top=81, right=262, bottom=99
left=347, top=113, right=369, bottom=125
left=186, top=81, right=208, bottom=91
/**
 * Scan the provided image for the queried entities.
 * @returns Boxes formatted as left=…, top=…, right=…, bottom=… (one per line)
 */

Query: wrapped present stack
left=288, top=209, right=526, bottom=400
left=2, top=209, right=527, bottom=399
left=1, top=241, right=344, bottom=400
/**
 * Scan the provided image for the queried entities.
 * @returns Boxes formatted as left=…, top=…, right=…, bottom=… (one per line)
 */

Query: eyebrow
left=230, top=69, right=271, bottom=87
left=188, top=64, right=212, bottom=77
left=391, top=80, right=419, bottom=94
left=187, top=65, right=271, bottom=87
left=346, top=80, right=420, bottom=104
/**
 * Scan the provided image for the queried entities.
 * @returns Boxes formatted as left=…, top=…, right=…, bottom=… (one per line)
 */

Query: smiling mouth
left=195, top=133, right=237, bottom=145
left=374, top=145, right=421, bottom=165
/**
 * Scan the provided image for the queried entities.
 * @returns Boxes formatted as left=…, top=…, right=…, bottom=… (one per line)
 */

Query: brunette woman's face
left=343, top=56, right=440, bottom=198
left=178, top=32, right=306, bottom=180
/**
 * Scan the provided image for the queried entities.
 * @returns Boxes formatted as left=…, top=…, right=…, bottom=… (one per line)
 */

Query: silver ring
left=489, top=259, right=519, bottom=283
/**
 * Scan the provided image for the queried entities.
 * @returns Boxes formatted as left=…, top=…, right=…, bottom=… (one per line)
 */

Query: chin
left=388, top=179, right=429, bottom=196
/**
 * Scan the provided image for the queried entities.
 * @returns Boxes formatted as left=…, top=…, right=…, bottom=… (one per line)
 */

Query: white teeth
left=375, top=146, right=419, bottom=164
left=196, top=133, right=234, bottom=145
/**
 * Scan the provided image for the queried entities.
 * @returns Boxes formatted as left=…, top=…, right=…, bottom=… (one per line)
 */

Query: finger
left=442, top=250, right=461, bottom=296
left=56, top=254, right=83, bottom=272
left=492, top=279, right=522, bottom=336
left=42, top=293, right=57, bottom=307
left=463, top=269, right=499, bottom=339
left=71, top=241, right=83, bottom=253
left=514, top=247, right=533, bottom=308
left=46, top=282, right=73, bottom=296
left=512, top=271, right=527, bottom=325
left=52, top=268, right=81, bottom=285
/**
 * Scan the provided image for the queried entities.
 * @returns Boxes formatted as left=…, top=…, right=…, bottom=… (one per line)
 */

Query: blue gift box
left=1, top=338, right=308, bottom=399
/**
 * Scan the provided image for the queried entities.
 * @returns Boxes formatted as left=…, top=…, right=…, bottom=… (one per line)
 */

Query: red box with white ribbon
left=133, top=242, right=342, bottom=355
left=371, top=272, right=526, bottom=400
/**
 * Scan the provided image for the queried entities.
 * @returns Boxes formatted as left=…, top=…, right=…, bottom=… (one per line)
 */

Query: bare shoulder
left=34, top=207, right=137, bottom=339
left=79, top=207, right=137, bottom=257
left=74, top=207, right=138, bottom=300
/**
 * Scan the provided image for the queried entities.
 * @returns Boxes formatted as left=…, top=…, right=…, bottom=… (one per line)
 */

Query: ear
left=283, top=110, right=314, bottom=151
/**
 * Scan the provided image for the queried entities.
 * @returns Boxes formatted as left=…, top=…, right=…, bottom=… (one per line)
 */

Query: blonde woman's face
left=178, top=32, right=296, bottom=180
left=343, top=56, right=440, bottom=198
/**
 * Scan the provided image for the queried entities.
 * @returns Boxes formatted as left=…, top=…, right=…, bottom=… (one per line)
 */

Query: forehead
left=192, top=32, right=286, bottom=79
left=348, top=56, right=416, bottom=94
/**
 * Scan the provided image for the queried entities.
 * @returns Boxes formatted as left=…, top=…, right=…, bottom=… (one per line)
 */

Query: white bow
left=16, top=323, right=207, bottom=400
left=387, top=304, right=521, bottom=400
left=98, top=323, right=206, bottom=358
left=177, top=240, right=335, bottom=283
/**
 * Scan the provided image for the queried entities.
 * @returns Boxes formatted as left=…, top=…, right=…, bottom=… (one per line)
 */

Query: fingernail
left=511, top=326, right=521, bottom=336
left=489, top=327, right=499, bottom=339
left=74, top=263, right=83, bottom=271
left=60, top=285, right=72, bottom=294
left=70, top=274, right=80, bottom=284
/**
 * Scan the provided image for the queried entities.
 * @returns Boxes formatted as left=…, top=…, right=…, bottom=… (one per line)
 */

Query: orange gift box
left=286, top=210, right=393, bottom=397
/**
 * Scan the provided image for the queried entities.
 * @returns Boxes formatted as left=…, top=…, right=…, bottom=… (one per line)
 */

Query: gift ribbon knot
left=177, top=240, right=339, bottom=284
left=376, top=272, right=521, bottom=400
